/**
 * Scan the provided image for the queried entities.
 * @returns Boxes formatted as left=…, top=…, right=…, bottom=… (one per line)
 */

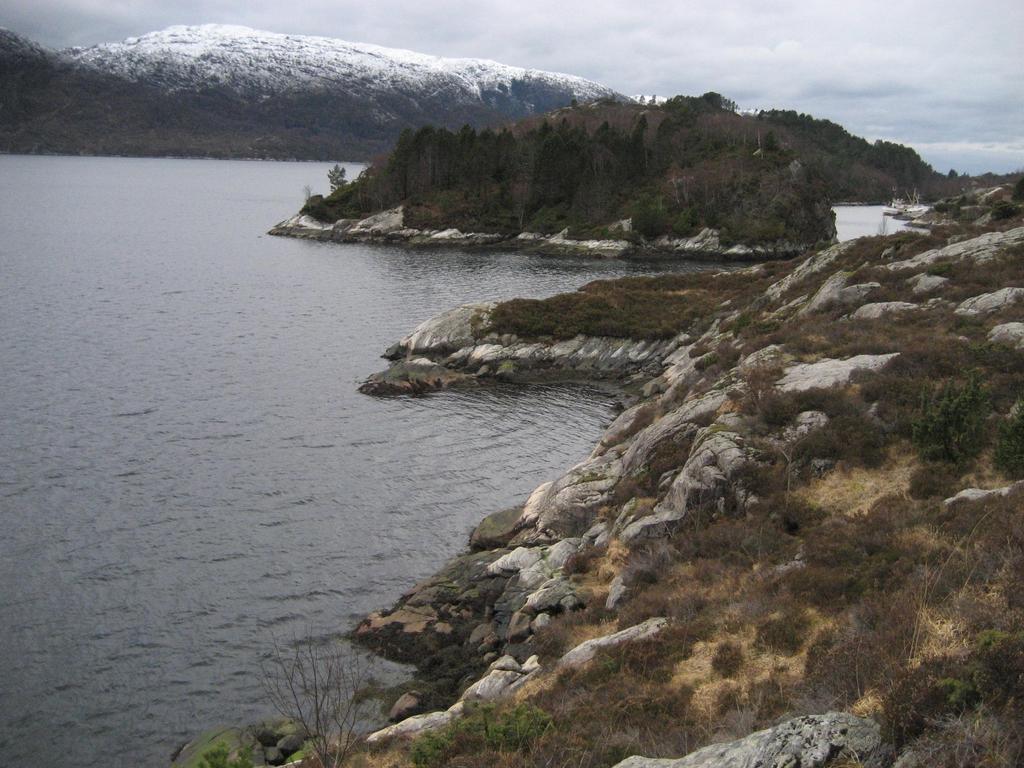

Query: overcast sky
left=3, top=0, right=1022, bottom=173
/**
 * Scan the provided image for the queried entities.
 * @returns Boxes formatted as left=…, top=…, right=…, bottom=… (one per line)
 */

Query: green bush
left=410, top=704, right=553, bottom=768
left=911, top=376, right=991, bottom=463
left=198, top=744, right=253, bottom=768
left=632, top=196, right=670, bottom=239
left=991, top=200, right=1020, bottom=220
left=1014, top=177, right=1024, bottom=202
left=994, top=399, right=1024, bottom=478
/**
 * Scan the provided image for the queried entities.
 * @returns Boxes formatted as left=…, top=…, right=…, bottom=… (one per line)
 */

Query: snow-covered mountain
left=65, top=24, right=617, bottom=106
left=1, top=25, right=623, bottom=159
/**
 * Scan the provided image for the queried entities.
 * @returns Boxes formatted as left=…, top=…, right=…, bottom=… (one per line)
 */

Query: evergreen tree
left=327, top=164, right=347, bottom=192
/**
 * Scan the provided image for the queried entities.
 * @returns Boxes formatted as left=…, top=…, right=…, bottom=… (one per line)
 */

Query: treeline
left=306, top=94, right=837, bottom=245
left=307, top=93, right=961, bottom=243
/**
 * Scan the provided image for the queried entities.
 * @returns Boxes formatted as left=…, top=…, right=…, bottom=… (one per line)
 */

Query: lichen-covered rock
left=988, top=322, right=1024, bottom=349
left=558, top=617, right=669, bottom=668
left=517, top=452, right=623, bottom=538
left=776, top=353, right=899, bottom=393
left=954, top=287, right=1024, bottom=316
left=470, top=506, right=525, bottom=549
left=610, top=712, right=889, bottom=768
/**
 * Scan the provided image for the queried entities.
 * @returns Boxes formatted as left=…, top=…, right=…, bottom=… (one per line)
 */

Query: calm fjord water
left=0, top=156, right=729, bottom=767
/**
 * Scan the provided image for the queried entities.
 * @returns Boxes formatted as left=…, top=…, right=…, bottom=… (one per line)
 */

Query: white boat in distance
left=884, top=189, right=929, bottom=219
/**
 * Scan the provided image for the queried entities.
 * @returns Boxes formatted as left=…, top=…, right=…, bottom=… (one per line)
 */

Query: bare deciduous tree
left=261, top=634, right=370, bottom=768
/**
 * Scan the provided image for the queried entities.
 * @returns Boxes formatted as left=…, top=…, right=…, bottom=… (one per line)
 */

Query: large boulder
left=518, top=452, right=623, bottom=538
left=611, top=712, right=889, bottom=768
left=776, top=354, right=899, bottom=393
left=988, top=322, right=1024, bottom=349
left=365, top=704, right=464, bottom=744
left=348, top=206, right=406, bottom=234
left=763, top=241, right=856, bottom=303
left=906, top=273, right=949, bottom=296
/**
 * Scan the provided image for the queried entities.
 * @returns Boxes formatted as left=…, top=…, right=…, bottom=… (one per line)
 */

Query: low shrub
left=755, top=605, right=812, bottom=655
left=994, top=400, right=1024, bottom=478
left=711, top=641, right=744, bottom=678
left=908, top=463, right=960, bottom=499
left=794, top=413, right=886, bottom=468
left=991, top=200, right=1020, bottom=221
left=198, top=745, right=253, bottom=768
left=911, top=376, right=991, bottom=463
left=409, top=703, right=552, bottom=768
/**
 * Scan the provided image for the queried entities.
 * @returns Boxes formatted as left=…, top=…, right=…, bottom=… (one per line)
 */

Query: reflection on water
left=834, top=205, right=913, bottom=242
left=0, top=155, right=724, bottom=768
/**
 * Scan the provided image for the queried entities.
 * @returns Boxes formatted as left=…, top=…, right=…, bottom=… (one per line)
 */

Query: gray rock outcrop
left=611, top=712, right=889, bottom=768
left=885, top=226, right=1024, bottom=271
left=798, top=271, right=879, bottom=315
left=849, top=301, right=919, bottom=320
left=620, top=426, right=748, bottom=543
left=776, top=354, right=899, bottom=393
left=988, top=322, right=1024, bottom=349
left=954, top=287, right=1024, bottom=316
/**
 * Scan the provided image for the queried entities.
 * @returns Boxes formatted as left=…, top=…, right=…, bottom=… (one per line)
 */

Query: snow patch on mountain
left=65, top=24, right=618, bottom=105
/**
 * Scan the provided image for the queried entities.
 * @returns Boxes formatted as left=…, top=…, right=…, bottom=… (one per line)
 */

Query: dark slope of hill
left=0, top=26, right=622, bottom=160
left=755, top=109, right=954, bottom=201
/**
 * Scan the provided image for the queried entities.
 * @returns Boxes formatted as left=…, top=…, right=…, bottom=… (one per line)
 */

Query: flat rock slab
left=849, top=301, right=918, bottom=320
left=611, top=712, right=889, bottom=768
left=558, top=617, right=668, bottom=668
left=776, top=353, right=899, bottom=393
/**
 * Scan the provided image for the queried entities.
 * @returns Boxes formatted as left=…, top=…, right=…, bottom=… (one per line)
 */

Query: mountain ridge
left=0, top=25, right=623, bottom=160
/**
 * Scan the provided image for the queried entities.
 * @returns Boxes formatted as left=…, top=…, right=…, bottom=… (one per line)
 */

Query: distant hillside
left=0, top=25, right=622, bottom=160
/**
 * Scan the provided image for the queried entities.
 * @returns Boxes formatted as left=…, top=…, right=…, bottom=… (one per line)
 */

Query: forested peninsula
left=275, top=94, right=965, bottom=259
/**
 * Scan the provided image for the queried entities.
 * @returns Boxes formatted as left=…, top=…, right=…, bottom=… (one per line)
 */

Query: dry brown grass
left=795, top=444, right=916, bottom=516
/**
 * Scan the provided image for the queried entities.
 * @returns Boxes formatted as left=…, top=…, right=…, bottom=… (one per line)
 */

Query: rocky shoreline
left=268, top=206, right=821, bottom=262
left=178, top=186, right=1024, bottom=767
left=346, top=213, right=1024, bottom=763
